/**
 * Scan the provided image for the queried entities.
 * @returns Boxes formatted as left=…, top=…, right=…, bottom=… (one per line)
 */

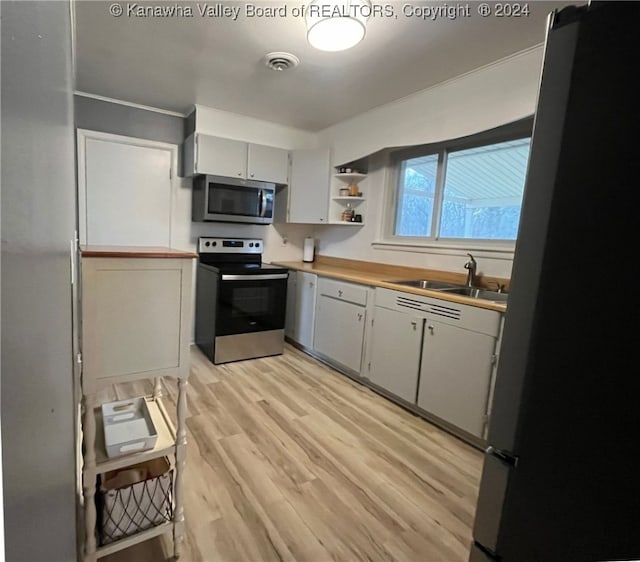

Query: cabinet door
left=82, top=257, right=193, bottom=393
left=285, top=271, right=297, bottom=339
left=314, top=294, right=365, bottom=373
left=196, top=134, right=247, bottom=178
left=248, top=143, right=289, bottom=184
left=368, top=307, right=424, bottom=403
left=295, top=272, right=317, bottom=348
left=288, top=148, right=330, bottom=224
left=82, top=136, right=172, bottom=246
left=417, top=320, right=495, bottom=437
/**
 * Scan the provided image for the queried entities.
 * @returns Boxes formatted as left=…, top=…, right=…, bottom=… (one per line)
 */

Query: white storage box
left=98, top=457, right=173, bottom=544
left=101, top=397, right=158, bottom=458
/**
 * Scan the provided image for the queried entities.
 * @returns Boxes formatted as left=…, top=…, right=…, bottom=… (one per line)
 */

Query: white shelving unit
left=79, top=248, right=196, bottom=562
left=331, top=171, right=367, bottom=225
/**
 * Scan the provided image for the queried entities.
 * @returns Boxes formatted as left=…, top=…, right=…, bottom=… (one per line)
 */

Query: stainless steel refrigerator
left=471, top=2, right=639, bottom=561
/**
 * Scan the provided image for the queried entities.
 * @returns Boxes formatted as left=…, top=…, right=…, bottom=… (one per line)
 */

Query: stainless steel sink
left=438, top=286, right=509, bottom=303
left=387, top=279, right=461, bottom=290
left=387, top=279, right=508, bottom=303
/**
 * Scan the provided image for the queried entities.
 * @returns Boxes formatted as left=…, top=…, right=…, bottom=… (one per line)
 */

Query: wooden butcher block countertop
left=273, top=255, right=508, bottom=313
left=80, top=245, right=197, bottom=259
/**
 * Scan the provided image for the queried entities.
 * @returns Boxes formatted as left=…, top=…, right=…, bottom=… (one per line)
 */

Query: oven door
left=205, top=177, right=275, bottom=224
left=216, top=273, right=288, bottom=336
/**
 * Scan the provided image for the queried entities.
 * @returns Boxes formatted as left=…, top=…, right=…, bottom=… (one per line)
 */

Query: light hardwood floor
left=100, top=344, right=482, bottom=562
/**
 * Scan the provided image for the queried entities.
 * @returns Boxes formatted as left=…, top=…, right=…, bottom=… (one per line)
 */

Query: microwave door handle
left=260, top=189, right=267, bottom=217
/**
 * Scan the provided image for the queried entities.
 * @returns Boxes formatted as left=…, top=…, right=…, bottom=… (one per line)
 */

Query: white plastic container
left=102, top=397, right=158, bottom=458
left=303, top=237, right=315, bottom=263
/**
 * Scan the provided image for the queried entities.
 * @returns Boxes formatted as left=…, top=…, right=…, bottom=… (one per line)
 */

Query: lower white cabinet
left=367, top=306, right=424, bottom=403
left=285, top=271, right=317, bottom=349
left=285, top=271, right=297, bottom=340
left=417, top=320, right=496, bottom=437
left=314, top=277, right=368, bottom=374
left=370, top=288, right=501, bottom=440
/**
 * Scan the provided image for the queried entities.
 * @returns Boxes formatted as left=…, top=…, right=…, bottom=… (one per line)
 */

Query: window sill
left=372, top=239, right=515, bottom=260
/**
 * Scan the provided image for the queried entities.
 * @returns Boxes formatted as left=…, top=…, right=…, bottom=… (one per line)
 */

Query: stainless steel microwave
left=192, top=175, right=275, bottom=224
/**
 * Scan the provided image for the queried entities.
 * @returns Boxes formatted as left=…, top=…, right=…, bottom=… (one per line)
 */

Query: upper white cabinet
left=286, top=148, right=331, bottom=224
left=182, top=132, right=289, bottom=184
left=192, top=134, right=247, bottom=179
left=248, top=143, right=289, bottom=184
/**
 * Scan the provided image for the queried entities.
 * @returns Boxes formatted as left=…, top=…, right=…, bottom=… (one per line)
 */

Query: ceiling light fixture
left=306, top=0, right=372, bottom=52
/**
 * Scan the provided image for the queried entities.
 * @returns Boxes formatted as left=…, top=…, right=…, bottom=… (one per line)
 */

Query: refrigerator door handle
left=486, top=446, right=519, bottom=467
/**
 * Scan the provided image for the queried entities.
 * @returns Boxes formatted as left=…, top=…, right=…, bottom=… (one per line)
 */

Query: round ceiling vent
left=264, top=52, right=300, bottom=71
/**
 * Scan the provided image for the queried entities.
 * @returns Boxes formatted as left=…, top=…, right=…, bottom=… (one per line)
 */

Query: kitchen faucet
left=464, top=253, right=477, bottom=287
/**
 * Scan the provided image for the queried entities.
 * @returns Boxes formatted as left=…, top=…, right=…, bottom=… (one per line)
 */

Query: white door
left=288, top=148, right=330, bottom=224
left=196, top=134, right=247, bottom=178
left=248, top=143, right=289, bottom=184
left=285, top=272, right=297, bottom=339
left=368, top=306, right=424, bottom=403
left=418, top=320, right=495, bottom=437
left=295, top=272, right=317, bottom=348
left=81, top=135, right=173, bottom=246
left=314, top=294, right=365, bottom=373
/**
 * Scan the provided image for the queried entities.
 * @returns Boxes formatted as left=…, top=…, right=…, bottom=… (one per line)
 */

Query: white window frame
left=375, top=119, right=533, bottom=259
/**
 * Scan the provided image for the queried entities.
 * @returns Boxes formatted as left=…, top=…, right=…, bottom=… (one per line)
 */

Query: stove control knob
left=205, top=241, right=210, bottom=247
left=249, top=243, right=254, bottom=247
left=212, top=241, right=217, bottom=247
left=255, top=242, right=260, bottom=247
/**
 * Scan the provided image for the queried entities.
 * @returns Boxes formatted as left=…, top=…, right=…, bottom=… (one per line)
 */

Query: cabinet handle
left=238, top=172, right=242, bottom=176
left=338, top=290, right=343, bottom=297
left=411, top=320, right=417, bottom=330
left=357, top=313, right=363, bottom=322
left=320, top=218, right=324, bottom=221
left=250, top=173, right=254, bottom=178
left=428, top=325, right=434, bottom=334
left=309, top=282, right=314, bottom=288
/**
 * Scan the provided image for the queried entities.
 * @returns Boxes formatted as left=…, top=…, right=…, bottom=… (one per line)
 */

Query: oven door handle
left=221, top=273, right=288, bottom=281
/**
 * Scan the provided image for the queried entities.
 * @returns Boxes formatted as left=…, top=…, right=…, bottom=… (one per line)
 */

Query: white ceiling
left=74, top=1, right=572, bottom=131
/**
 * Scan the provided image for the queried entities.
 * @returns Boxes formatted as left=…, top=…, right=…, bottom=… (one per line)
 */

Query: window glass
left=440, top=138, right=531, bottom=240
left=394, top=153, right=438, bottom=237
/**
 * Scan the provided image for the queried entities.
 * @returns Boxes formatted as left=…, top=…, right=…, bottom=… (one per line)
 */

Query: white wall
left=194, top=104, right=318, bottom=150
left=314, top=47, right=545, bottom=278
left=2, top=1, right=77, bottom=559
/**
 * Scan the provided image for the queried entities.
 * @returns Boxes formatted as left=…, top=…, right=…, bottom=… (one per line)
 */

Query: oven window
left=232, top=287, right=270, bottom=317
left=217, top=278, right=287, bottom=336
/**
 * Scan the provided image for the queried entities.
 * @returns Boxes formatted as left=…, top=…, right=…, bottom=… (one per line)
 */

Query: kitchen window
left=386, top=119, right=533, bottom=249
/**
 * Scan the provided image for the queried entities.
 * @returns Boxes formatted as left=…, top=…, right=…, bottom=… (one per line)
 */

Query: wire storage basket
left=96, top=457, right=173, bottom=545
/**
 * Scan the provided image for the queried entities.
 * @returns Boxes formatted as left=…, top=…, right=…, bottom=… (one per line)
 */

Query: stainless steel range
left=195, top=237, right=289, bottom=364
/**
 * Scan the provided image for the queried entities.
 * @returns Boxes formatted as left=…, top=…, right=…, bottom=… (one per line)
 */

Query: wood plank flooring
left=100, top=344, right=482, bottom=562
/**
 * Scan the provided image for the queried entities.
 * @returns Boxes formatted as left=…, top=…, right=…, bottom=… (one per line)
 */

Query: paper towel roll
left=303, top=237, right=315, bottom=262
